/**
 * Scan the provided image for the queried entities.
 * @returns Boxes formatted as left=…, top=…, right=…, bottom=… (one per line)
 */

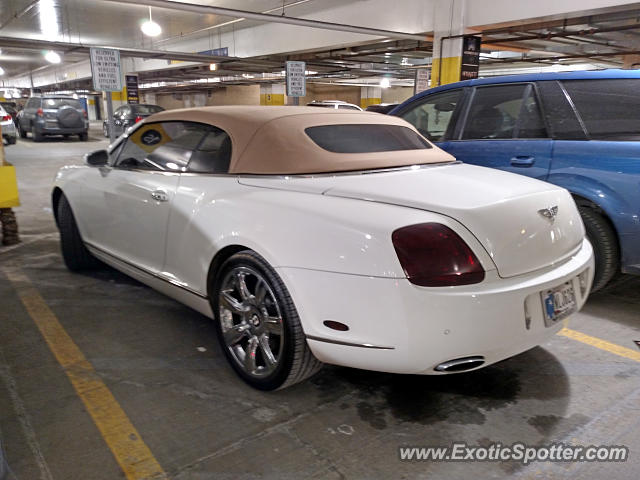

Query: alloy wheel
left=218, top=266, right=285, bottom=378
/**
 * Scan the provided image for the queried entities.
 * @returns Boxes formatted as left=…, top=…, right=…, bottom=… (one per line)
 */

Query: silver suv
left=18, top=96, right=89, bottom=141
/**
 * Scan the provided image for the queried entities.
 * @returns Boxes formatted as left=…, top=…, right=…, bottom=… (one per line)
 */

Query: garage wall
left=143, top=84, right=411, bottom=110
left=382, top=87, right=414, bottom=104
left=152, top=85, right=261, bottom=110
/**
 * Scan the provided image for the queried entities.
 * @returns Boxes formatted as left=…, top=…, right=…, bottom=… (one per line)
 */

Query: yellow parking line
left=558, top=327, right=640, bottom=363
left=2, top=267, right=167, bottom=480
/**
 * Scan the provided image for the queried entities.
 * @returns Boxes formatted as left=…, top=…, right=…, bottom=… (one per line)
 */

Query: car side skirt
left=85, top=242, right=214, bottom=319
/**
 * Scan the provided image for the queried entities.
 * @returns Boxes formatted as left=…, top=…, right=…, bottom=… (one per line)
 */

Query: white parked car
left=52, top=106, right=594, bottom=390
left=1, top=105, right=17, bottom=145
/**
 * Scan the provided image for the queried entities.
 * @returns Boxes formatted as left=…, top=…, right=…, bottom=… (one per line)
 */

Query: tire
left=18, top=122, right=27, bottom=138
left=579, top=207, right=619, bottom=292
left=57, top=194, right=99, bottom=271
left=32, top=126, right=43, bottom=142
left=79, top=132, right=88, bottom=141
left=212, top=250, right=322, bottom=390
left=63, top=134, right=70, bottom=139
left=7, top=136, right=17, bottom=145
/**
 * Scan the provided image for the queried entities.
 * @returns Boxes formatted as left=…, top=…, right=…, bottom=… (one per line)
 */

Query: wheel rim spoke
left=220, top=290, right=245, bottom=314
left=254, top=279, right=268, bottom=305
left=244, top=336, right=259, bottom=374
left=259, top=334, right=277, bottom=373
left=223, top=324, right=247, bottom=346
left=236, top=272, right=252, bottom=301
left=264, top=315, right=283, bottom=336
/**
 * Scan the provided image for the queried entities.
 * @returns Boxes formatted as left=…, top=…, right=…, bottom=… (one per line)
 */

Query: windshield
left=43, top=98, right=82, bottom=109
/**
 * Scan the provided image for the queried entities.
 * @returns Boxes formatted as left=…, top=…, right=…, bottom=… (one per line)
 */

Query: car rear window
left=133, top=105, right=163, bottom=115
left=305, top=124, right=431, bottom=153
left=43, top=98, right=82, bottom=109
left=563, top=79, right=640, bottom=139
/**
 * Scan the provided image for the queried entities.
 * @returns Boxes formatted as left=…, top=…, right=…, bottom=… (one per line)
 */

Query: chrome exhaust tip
left=434, top=356, right=485, bottom=373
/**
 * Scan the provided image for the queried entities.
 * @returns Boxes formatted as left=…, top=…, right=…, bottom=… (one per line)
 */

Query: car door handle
left=510, top=156, right=535, bottom=167
left=151, top=190, right=169, bottom=202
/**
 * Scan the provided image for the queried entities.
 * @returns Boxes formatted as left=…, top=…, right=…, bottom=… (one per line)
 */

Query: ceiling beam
left=101, top=0, right=430, bottom=41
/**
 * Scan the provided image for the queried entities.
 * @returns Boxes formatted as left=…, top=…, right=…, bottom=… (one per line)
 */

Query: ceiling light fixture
left=380, top=77, right=390, bottom=88
left=0, top=66, right=5, bottom=76
left=44, top=50, right=61, bottom=64
left=209, top=63, right=217, bottom=71
left=141, top=7, right=162, bottom=37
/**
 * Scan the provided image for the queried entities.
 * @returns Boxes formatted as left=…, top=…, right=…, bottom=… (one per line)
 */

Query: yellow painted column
left=260, top=84, right=285, bottom=105
left=431, top=56, right=463, bottom=86
left=360, top=86, right=382, bottom=109
left=0, top=126, right=19, bottom=209
left=270, top=84, right=285, bottom=105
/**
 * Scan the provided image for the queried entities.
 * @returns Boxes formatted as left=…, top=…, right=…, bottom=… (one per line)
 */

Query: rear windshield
left=305, top=124, right=431, bottom=153
left=563, top=79, right=640, bottom=140
left=133, top=105, right=163, bottom=115
left=43, top=98, right=82, bottom=109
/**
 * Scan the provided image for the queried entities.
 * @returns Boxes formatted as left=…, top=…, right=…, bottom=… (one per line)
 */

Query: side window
left=562, top=79, right=640, bottom=140
left=462, top=85, right=528, bottom=140
left=516, top=87, right=547, bottom=139
left=188, top=128, right=232, bottom=174
left=399, top=89, right=462, bottom=141
left=114, top=122, right=210, bottom=171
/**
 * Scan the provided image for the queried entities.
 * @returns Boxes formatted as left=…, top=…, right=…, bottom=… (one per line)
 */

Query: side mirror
left=85, top=149, right=109, bottom=167
left=434, top=102, right=455, bottom=112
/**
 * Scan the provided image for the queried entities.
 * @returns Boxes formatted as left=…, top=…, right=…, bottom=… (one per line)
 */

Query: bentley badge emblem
left=538, top=206, right=559, bottom=222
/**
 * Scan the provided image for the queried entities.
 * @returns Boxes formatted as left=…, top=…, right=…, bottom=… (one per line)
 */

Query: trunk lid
left=239, top=163, right=585, bottom=278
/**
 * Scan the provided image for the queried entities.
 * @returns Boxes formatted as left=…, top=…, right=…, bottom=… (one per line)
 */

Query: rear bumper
left=279, top=238, right=594, bottom=375
left=34, top=120, right=88, bottom=135
left=1, top=122, right=16, bottom=137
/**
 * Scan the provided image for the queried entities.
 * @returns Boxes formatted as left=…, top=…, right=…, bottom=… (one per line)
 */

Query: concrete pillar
left=360, top=86, right=381, bottom=109
left=431, top=0, right=466, bottom=86
left=260, top=84, right=285, bottom=105
left=622, top=54, right=640, bottom=69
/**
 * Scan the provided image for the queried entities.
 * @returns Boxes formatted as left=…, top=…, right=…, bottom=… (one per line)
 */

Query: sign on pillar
left=90, top=47, right=122, bottom=143
left=286, top=61, right=306, bottom=105
left=125, top=75, right=139, bottom=104
left=414, top=68, right=429, bottom=94
left=433, top=35, right=481, bottom=86
left=460, top=36, right=481, bottom=81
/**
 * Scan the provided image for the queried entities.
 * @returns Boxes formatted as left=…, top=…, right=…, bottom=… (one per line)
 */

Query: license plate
left=541, top=281, right=577, bottom=327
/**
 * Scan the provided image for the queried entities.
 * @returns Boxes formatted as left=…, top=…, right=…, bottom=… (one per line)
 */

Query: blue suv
left=391, top=69, right=640, bottom=291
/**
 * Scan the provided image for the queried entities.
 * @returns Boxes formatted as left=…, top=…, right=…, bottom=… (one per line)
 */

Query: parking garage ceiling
left=1, top=0, right=640, bottom=91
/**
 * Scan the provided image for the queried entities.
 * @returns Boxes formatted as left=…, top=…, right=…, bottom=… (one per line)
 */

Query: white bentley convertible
left=53, top=106, right=594, bottom=390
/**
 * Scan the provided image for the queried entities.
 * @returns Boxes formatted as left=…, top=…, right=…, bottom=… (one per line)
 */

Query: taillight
left=1, top=115, right=11, bottom=121
left=134, top=115, right=143, bottom=123
left=36, top=108, right=44, bottom=117
left=392, top=223, right=485, bottom=287
left=83, top=110, right=87, bottom=118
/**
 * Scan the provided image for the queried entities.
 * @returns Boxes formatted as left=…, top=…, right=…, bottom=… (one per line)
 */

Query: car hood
left=238, top=163, right=585, bottom=278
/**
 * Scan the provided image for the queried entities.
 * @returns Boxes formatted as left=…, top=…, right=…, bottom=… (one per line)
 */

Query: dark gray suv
left=17, top=96, right=89, bottom=141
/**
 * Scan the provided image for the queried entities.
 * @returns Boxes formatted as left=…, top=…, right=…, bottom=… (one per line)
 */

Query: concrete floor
left=1, top=127, right=639, bottom=479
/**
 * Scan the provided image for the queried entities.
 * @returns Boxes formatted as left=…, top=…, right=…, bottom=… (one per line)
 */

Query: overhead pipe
left=101, top=0, right=430, bottom=41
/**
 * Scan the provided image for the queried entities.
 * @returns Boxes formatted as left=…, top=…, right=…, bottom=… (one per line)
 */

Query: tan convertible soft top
left=146, top=106, right=455, bottom=174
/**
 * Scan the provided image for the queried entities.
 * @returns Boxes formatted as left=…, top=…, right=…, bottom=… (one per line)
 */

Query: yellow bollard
left=0, top=123, right=21, bottom=245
